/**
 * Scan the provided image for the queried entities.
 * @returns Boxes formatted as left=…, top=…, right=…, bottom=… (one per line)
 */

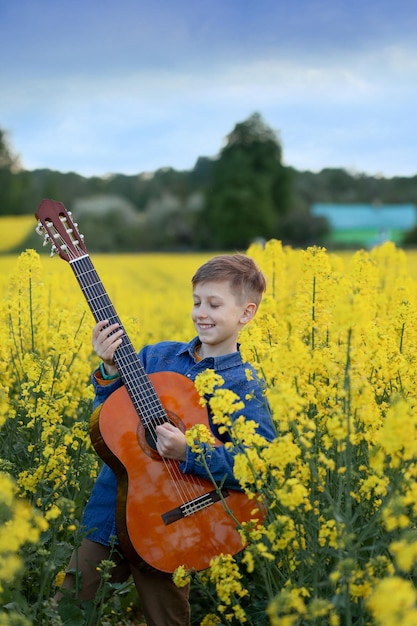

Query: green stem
left=399, top=321, right=405, bottom=353
left=311, top=275, right=316, bottom=350
left=29, top=275, right=36, bottom=353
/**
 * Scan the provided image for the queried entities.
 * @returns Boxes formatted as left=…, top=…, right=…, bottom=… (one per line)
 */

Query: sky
left=1, top=0, right=417, bottom=178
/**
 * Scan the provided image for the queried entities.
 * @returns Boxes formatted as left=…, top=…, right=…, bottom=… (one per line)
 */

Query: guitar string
left=72, top=254, right=209, bottom=509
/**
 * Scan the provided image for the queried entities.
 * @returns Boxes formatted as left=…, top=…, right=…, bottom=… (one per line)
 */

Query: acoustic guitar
left=35, top=199, right=259, bottom=573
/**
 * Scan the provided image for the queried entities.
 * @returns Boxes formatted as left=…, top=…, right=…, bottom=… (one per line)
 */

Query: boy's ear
left=240, top=302, right=257, bottom=324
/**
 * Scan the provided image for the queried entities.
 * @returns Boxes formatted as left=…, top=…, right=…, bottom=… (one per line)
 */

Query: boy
left=59, top=254, right=276, bottom=626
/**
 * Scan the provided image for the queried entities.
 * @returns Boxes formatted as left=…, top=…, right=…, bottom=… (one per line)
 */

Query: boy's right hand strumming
left=92, top=320, right=123, bottom=376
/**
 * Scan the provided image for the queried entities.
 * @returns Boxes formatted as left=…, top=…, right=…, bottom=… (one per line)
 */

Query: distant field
left=2, top=215, right=417, bottom=288
left=0, top=215, right=35, bottom=252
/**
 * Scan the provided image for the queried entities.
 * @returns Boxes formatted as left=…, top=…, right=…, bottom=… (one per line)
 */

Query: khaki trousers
left=59, top=538, right=190, bottom=626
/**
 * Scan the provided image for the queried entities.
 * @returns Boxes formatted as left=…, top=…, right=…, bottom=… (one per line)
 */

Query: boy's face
left=192, top=280, right=255, bottom=356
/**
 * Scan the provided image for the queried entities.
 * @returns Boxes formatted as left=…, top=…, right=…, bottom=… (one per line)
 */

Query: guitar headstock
left=35, top=199, right=88, bottom=262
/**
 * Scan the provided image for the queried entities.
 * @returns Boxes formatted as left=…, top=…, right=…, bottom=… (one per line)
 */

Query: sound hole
left=136, top=410, right=185, bottom=459
left=144, top=425, right=158, bottom=451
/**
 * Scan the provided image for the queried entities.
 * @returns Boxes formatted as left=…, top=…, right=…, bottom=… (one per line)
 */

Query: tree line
left=2, top=113, right=417, bottom=252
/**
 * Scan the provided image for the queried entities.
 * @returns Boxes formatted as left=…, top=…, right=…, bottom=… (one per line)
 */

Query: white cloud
left=2, top=2, right=417, bottom=177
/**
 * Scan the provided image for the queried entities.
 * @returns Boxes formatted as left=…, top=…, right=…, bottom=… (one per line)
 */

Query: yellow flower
left=194, top=369, right=225, bottom=400
left=185, top=424, right=215, bottom=452
left=241, top=549, right=255, bottom=573
left=55, top=570, right=66, bottom=588
left=367, top=577, right=417, bottom=626
left=208, top=553, right=248, bottom=608
left=276, top=477, right=310, bottom=511
left=209, top=388, right=245, bottom=426
left=45, top=504, right=61, bottom=521
left=173, top=564, right=191, bottom=588
left=200, top=614, right=222, bottom=626
left=267, top=587, right=307, bottom=624
left=390, top=537, right=417, bottom=572
left=0, top=472, right=48, bottom=593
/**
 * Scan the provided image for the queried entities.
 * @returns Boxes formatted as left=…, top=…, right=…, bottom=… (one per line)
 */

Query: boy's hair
left=192, top=254, right=266, bottom=306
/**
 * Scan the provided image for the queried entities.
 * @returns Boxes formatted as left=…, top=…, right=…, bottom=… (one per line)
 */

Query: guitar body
left=90, top=371, right=256, bottom=573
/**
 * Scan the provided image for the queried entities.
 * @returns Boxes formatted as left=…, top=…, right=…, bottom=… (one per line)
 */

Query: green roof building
left=311, top=203, right=417, bottom=247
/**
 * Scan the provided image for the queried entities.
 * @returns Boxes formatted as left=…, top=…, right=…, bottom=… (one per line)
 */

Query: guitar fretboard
left=70, top=255, right=168, bottom=428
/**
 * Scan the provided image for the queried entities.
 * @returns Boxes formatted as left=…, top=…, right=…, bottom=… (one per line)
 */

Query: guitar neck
left=70, top=254, right=166, bottom=425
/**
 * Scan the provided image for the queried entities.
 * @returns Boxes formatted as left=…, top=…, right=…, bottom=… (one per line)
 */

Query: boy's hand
left=92, top=320, right=123, bottom=375
left=155, top=423, right=187, bottom=461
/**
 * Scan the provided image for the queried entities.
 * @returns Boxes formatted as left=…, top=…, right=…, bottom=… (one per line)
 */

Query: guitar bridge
left=161, top=488, right=229, bottom=525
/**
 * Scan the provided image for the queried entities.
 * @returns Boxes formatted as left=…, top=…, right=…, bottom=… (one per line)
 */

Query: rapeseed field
left=0, top=215, right=35, bottom=252
left=1, top=239, right=417, bottom=625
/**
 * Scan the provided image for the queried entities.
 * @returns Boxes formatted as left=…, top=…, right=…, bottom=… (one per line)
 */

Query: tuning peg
left=35, top=222, right=45, bottom=235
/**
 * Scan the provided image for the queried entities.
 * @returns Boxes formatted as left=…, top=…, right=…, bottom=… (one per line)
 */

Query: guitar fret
left=79, top=279, right=105, bottom=289
left=81, top=294, right=108, bottom=304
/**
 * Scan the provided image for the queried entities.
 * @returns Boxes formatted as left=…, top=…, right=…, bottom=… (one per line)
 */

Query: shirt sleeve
left=180, top=441, right=239, bottom=489
left=94, top=369, right=119, bottom=386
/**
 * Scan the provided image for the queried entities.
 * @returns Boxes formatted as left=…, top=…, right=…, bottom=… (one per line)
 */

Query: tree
left=197, top=113, right=292, bottom=249
left=0, top=128, right=37, bottom=215
left=0, top=128, right=18, bottom=170
left=0, top=129, right=23, bottom=214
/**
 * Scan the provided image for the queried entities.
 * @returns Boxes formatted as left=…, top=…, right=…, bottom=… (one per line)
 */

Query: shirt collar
left=177, top=337, right=243, bottom=370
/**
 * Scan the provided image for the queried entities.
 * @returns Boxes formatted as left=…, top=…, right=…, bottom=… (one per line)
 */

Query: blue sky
left=1, top=0, right=416, bottom=177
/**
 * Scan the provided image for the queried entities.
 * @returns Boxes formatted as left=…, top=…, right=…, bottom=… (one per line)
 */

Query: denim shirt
left=82, top=336, right=276, bottom=546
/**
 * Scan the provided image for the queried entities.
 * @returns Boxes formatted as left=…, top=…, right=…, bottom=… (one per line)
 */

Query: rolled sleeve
left=91, top=367, right=123, bottom=410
